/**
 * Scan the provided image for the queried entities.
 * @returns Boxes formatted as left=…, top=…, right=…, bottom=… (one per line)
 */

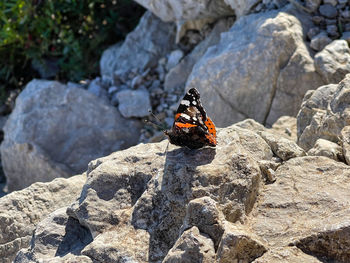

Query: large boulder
left=186, top=6, right=324, bottom=127
left=297, top=74, right=350, bottom=151
left=1, top=80, right=141, bottom=191
left=0, top=174, right=85, bottom=263
left=100, top=11, right=176, bottom=77
left=15, top=124, right=273, bottom=262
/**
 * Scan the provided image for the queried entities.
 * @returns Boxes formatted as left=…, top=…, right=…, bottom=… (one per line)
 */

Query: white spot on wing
left=181, top=113, right=191, bottom=120
left=181, top=100, right=190, bottom=106
left=192, top=101, right=197, bottom=105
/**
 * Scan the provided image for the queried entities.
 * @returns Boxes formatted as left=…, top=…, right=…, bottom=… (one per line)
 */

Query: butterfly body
left=165, top=88, right=217, bottom=149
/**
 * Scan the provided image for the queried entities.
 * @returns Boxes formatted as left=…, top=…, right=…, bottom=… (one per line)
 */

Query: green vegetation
left=0, top=0, right=144, bottom=104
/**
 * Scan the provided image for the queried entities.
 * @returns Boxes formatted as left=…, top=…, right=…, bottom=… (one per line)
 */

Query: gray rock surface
left=319, top=4, right=338, bottom=18
left=341, top=126, right=350, bottom=165
left=252, top=247, right=322, bottom=262
left=0, top=174, right=85, bottom=263
left=310, top=31, right=332, bottom=51
left=133, top=0, right=234, bottom=22
left=314, top=40, right=350, bottom=84
left=87, top=78, right=108, bottom=101
left=248, top=156, right=350, bottom=253
left=271, top=116, right=297, bottom=142
left=100, top=11, right=176, bottom=78
left=0, top=79, right=141, bottom=191
left=224, top=0, right=261, bottom=18
left=117, top=89, right=151, bottom=118
left=297, top=74, right=350, bottom=151
left=164, top=17, right=233, bottom=93
left=186, top=7, right=323, bottom=127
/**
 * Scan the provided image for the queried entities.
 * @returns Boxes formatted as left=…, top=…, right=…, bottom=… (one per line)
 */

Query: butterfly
left=164, top=88, right=217, bottom=149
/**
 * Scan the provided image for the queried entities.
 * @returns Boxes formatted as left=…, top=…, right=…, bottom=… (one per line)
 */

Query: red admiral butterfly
left=164, top=88, right=217, bottom=149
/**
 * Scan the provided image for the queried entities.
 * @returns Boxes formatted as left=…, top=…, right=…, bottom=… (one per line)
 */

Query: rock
left=258, top=159, right=281, bottom=183
left=216, top=223, right=267, bottom=263
left=307, top=138, right=344, bottom=161
left=341, top=126, right=350, bottom=165
left=186, top=7, right=323, bottom=127
left=307, top=27, right=320, bottom=40
left=181, top=197, right=225, bottom=248
left=297, top=74, right=350, bottom=151
left=133, top=0, right=234, bottom=22
left=323, top=0, right=338, bottom=6
left=319, top=4, right=338, bottom=18
left=258, top=131, right=306, bottom=161
left=63, top=124, right=269, bottom=262
left=295, top=224, right=350, bottom=263
left=14, top=207, right=92, bottom=263
left=0, top=174, right=85, bottom=263
left=252, top=247, right=322, bottom=262
left=310, top=31, right=332, bottom=51
left=341, top=31, right=350, bottom=45
left=100, top=11, right=176, bottom=78
left=166, top=50, right=184, bottom=71
left=87, top=78, right=108, bottom=101
left=81, top=227, right=149, bottom=263
left=165, top=17, right=233, bottom=93
left=163, top=226, right=216, bottom=263
left=224, top=0, right=261, bottom=18
left=248, top=157, right=350, bottom=250
left=326, top=24, right=339, bottom=38
left=314, top=40, right=350, bottom=84
left=117, top=89, right=151, bottom=118
left=1, top=80, right=141, bottom=191
left=271, top=116, right=297, bottom=142
left=31, top=57, right=59, bottom=79
left=305, top=0, right=322, bottom=12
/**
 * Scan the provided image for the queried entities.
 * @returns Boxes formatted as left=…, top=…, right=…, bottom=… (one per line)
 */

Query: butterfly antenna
left=144, top=109, right=167, bottom=132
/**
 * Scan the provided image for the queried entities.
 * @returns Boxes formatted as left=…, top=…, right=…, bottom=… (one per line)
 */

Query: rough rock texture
left=248, top=156, right=350, bottom=254
left=341, top=125, right=350, bottom=165
left=116, top=89, right=151, bottom=118
left=164, top=17, right=233, bottom=93
left=163, top=226, right=216, bottom=263
left=186, top=7, right=324, bottom=127
left=0, top=80, right=141, bottom=191
left=15, top=124, right=273, bottom=262
left=307, top=138, right=344, bottom=161
left=133, top=0, right=234, bottom=22
left=314, top=40, right=350, bottom=84
left=271, top=116, right=297, bottom=142
left=252, top=247, right=322, bottom=263
left=100, top=11, right=176, bottom=77
left=259, top=131, right=306, bottom=161
left=297, top=74, right=350, bottom=151
left=15, top=207, right=92, bottom=263
left=224, top=0, right=261, bottom=18
left=0, top=174, right=86, bottom=263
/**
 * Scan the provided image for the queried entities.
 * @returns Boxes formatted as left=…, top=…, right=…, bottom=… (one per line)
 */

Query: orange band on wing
left=175, top=122, right=197, bottom=128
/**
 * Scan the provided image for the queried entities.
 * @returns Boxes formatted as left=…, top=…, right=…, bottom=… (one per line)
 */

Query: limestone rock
left=0, top=80, right=141, bottom=191
left=224, top=0, right=261, bottom=18
left=164, top=17, right=233, bottom=93
left=310, top=31, right=332, bottom=51
left=295, top=223, right=350, bottom=263
left=314, top=40, right=350, bottom=84
left=163, top=226, right=215, bottom=263
left=81, top=227, right=149, bottom=263
left=133, top=0, right=234, bottom=22
left=297, top=74, right=350, bottom=151
left=117, top=89, right=151, bottom=118
left=14, top=207, right=92, bottom=263
left=271, top=116, right=297, bottom=142
left=186, top=7, right=323, bottom=127
left=217, top=223, right=267, bottom=263
left=100, top=11, right=176, bottom=78
left=166, top=50, right=184, bottom=71
left=0, top=174, right=85, bottom=263
left=65, top=124, right=268, bottom=262
left=341, top=126, right=350, bottom=165
left=259, top=131, right=306, bottom=161
left=249, top=156, right=350, bottom=249
left=252, top=247, right=322, bottom=263
left=307, top=138, right=344, bottom=161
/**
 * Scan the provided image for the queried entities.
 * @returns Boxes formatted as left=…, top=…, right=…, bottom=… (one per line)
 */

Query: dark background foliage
left=0, top=0, right=144, bottom=106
